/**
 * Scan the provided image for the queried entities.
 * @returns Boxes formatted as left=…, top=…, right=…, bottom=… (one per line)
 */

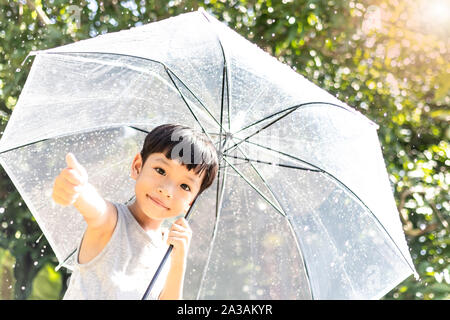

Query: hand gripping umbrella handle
left=141, top=197, right=197, bottom=300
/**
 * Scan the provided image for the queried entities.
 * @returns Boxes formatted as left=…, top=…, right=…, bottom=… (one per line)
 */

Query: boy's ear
left=130, top=153, right=143, bottom=180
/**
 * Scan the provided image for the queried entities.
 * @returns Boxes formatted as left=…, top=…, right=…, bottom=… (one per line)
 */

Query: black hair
left=140, top=124, right=219, bottom=196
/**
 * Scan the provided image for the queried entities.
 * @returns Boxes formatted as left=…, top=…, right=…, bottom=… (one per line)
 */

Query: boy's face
left=130, top=152, right=204, bottom=221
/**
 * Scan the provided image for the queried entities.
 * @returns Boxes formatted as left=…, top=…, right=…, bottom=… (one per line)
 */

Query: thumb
left=66, top=153, right=87, bottom=177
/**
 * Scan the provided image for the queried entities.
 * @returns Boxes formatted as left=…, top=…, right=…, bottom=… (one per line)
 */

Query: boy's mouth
left=147, top=194, right=169, bottom=210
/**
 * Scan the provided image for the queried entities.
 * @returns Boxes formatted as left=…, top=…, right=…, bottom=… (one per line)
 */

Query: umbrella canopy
left=0, top=9, right=416, bottom=299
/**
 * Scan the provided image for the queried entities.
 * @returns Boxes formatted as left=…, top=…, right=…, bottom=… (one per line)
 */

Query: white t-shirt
left=63, top=202, right=170, bottom=300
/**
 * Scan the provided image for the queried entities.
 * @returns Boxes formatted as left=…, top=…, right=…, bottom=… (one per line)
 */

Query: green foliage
left=27, top=263, right=62, bottom=300
left=0, top=0, right=448, bottom=299
left=0, top=248, right=15, bottom=299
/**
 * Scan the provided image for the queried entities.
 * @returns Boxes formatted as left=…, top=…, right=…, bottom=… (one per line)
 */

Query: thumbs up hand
left=52, top=153, right=89, bottom=206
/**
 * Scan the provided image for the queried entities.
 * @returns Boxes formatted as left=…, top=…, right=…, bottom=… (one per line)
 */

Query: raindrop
left=0, top=207, right=4, bottom=214
left=21, top=286, right=25, bottom=291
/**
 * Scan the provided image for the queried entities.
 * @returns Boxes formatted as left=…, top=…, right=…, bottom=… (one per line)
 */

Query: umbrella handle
left=141, top=196, right=198, bottom=300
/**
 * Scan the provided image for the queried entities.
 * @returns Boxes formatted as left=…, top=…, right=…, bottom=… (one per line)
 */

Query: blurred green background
left=0, top=0, right=448, bottom=300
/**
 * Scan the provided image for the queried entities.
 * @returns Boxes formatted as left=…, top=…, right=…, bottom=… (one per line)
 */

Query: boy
left=52, top=124, right=219, bottom=299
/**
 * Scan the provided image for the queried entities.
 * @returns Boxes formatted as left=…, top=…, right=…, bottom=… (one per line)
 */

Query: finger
left=174, top=217, right=191, bottom=230
left=66, top=153, right=87, bottom=178
left=166, top=236, right=188, bottom=247
left=54, top=183, right=78, bottom=198
left=53, top=185, right=79, bottom=202
left=171, top=223, right=191, bottom=235
left=58, top=175, right=83, bottom=193
left=171, top=222, right=187, bottom=231
left=168, top=230, right=190, bottom=239
left=61, top=168, right=84, bottom=185
left=66, top=153, right=80, bottom=170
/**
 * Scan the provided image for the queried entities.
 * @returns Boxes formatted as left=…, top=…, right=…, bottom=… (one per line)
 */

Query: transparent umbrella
left=0, top=9, right=417, bottom=299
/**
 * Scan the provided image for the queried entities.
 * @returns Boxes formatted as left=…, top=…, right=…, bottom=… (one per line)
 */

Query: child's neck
left=127, top=202, right=162, bottom=232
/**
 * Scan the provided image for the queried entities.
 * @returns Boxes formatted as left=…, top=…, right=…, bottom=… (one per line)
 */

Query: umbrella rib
left=231, top=140, right=416, bottom=273
left=284, top=216, right=316, bottom=299
left=199, top=9, right=231, bottom=132
left=224, top=101, right=367, bottom=155
left=225, top=141, right=412, bottom=296
left=224, top=58, right=231, bottom=132
left=232, top=142, right=288, bottom=215
left=196, top=54, right=230, bottom=298
left=233, top=101, right=372, bottom=136
left=55, top=247, right=77, bottom=271
left=195, top=46, right=229, bottom=296
left=164, top=67, right=225, bottom=149
left=223, top=104, right=297, bottom=154
left=222, top=154, right=321, bottom=172
left=196, top=139, right=229, bottom=299
left=218, top=60, right=226, bottom=155
left=194, top=13, right=231, bottom=298
left=222, top=156, right=286, bottom=217
left=229, top=142, right=316, bottom=299
left=35, top=50, right=230, bottom=135
left=0, top=124, right=149, bottom=155
left=225, top=137, right=321, bottom=173
left=165, top=66, right=229, bottom=134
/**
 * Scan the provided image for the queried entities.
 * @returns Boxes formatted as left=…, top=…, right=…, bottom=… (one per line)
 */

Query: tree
left=0, top=0, right=448, bottom=299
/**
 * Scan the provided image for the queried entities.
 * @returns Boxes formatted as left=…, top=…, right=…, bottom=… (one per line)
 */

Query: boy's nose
left=157, top=186, right=173, bottom=198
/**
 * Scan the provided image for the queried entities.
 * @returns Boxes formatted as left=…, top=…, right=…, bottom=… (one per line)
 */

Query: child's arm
left=52, top=153, right=116, bottom=231
left=159, top=217, right=192, bottom=300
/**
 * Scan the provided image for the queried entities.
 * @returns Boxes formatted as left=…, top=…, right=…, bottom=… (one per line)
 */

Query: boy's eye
left=155, top=167, right=190, bottom=191
left=181, top=184, right=191, bottom=192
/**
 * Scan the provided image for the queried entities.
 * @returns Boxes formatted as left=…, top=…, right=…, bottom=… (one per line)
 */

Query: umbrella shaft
left=142, top=244, right=173, bottom=300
